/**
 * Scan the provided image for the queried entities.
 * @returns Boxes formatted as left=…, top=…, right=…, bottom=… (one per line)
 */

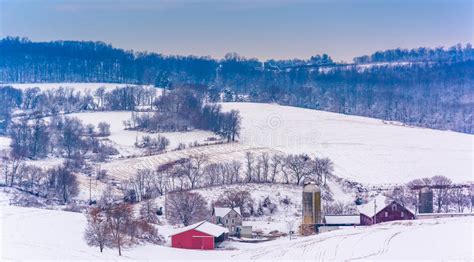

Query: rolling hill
left=221, top=102, right=473, bottom=184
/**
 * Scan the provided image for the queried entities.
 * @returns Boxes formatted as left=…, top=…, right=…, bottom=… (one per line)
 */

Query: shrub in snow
left=262, top=196, right=278, bottom=214
left=97, top=122, right=111, bottom=136
left=139, top=200, right=160, bottom=224
left=280, top=195, right=292, bottom=206
left=134, top=135, right=169, bottom=155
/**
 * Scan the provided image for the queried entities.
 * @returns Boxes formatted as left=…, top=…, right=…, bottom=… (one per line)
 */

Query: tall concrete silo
left=418, top=186, right=433, bottom=214
left=301, top=182, right=321, bottom=234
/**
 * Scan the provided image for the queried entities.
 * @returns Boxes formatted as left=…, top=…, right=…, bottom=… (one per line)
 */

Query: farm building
left=170, top=221, right=228, bottom=250
left=211, top=207, right=242, bottom=235
left=357, top=196, right=415, bottom=225
left=318, top=215, right=360, bottom=233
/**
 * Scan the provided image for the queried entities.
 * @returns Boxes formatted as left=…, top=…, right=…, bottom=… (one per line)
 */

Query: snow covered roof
left=171, top=221, right=229, bottom=237
left=213, top=207, right=241, bottom=217
left=357, top=195, right=389, bottom=217
left=324, top=215, right=360, bottom=225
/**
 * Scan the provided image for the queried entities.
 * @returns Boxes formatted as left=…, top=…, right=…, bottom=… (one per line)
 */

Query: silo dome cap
left=303, top=183, right=321, bottom=192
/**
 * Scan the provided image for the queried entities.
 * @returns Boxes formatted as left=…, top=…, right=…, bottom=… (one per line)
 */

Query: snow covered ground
left=231, top=217, right=474, bottom=261
left=1, top=193, right=472, bottom=261
left=0, top=137, right=10, bottom=148
left=221, top=102, right=473, bottom=184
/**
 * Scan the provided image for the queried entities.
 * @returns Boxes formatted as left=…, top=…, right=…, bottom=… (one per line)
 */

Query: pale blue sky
left=0, top=0, right=472, bottom=62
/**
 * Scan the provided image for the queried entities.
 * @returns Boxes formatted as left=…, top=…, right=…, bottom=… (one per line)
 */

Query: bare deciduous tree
left=139, top=200, right=159, bottom=224
left=165, top=191, right=208, bottom=226
left=214, top=189, right=254, bottom=215
left=84, top=207, right=109, bottom=253
left=48, top=165, right=79, bottom=203
left=176, top=155, right=208, bottom=189
left=106, top=203, right=134, bottom=256
left=245, top=152, right=254, bottom=183
left=312, top=157, right=334, bottom=185
left=283, top=154, right=312, bottom=185
left=432, top=175, right=452, bottom=213
left=260, top=153, right=270, bottom=183
left=270, top=154, right=283, bottom=183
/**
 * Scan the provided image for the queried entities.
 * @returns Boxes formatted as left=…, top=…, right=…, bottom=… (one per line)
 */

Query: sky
left=0, top=0, right=472, bottom=62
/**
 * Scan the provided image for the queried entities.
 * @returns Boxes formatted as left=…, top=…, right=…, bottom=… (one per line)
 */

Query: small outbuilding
left=357, top=196, right=415, bottom=225
left=211, top=207, right=242, bottom=235
left=317, top=215, right=360, bottom=233
left=171, top=221, right=229, bottom=250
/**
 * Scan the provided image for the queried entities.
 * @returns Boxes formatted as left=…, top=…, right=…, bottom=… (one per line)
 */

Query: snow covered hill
left=66, top=102, right=473, bottom=188
left=221, top=103, right=473, bottom=184
left=1, top=195, right=472, bottom=260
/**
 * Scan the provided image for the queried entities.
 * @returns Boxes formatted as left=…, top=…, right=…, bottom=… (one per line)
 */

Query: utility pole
left=88, top=173, right=92, bottom=205
left=373, top=198, right=377, bottom=224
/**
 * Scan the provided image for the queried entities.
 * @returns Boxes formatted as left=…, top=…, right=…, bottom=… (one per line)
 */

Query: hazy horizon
left=1, top=0, right=472, bottom=62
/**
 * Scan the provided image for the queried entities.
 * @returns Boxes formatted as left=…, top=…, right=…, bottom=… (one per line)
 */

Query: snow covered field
left=1, top=195, right=472, bottom=260
left=231, top=217, right=474, bottom=261
left=101, top=143, right=280, bottom=181
left=221, top=103, right=473, bottom=184
left=63, top=111, right=219, bottom=157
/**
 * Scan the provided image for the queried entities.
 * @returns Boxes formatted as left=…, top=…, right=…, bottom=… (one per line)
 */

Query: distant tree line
left=353, top=44, right=474, bottom=64
left=1, top=37, right=473, bottom=133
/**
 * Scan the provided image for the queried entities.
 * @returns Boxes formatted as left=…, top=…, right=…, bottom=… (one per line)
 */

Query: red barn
left=358, top=196, right=415, bottom=225
left=171, top=221, right=228, bottom=250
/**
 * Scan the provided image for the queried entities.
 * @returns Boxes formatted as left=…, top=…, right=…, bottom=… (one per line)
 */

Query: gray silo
left=302, top=182, right=322, bottom=225
left=419, top=186, right=433, bottom=213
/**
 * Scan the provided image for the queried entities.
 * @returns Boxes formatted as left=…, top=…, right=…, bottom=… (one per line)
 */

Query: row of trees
left=120, top=152, right=334, bottom=203
left=8, top=115, right=116, bottom=160
left=1, top=160, right=79, bottom=204
left=353, top=44, right=474, bottom=64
